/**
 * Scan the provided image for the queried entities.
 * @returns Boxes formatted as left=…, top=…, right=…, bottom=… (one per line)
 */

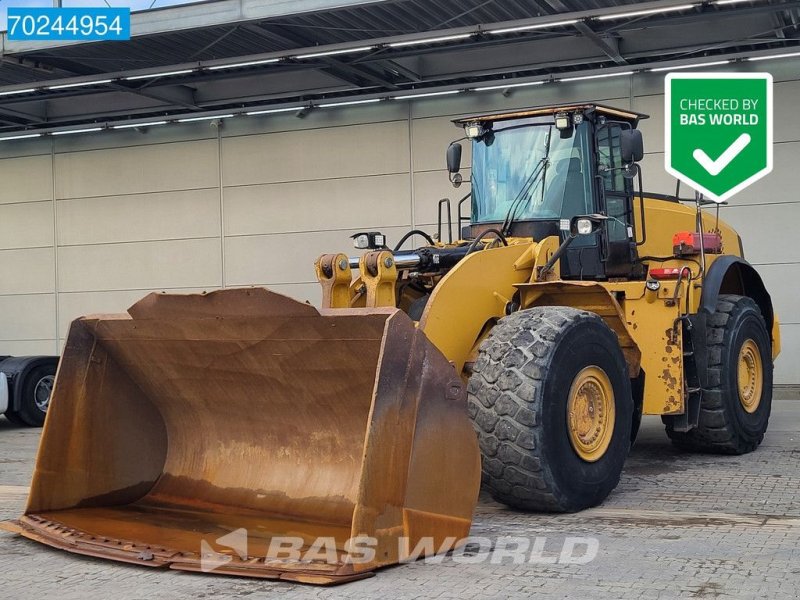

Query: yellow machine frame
left=317, top=197, right=780, bottom=417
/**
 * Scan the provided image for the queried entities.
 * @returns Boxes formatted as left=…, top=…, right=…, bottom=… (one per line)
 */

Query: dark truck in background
left=0, top=356, right=58, bottom=427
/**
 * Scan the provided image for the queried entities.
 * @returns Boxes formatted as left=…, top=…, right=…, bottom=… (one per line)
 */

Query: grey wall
left=0, top=58, right=797, bottom=383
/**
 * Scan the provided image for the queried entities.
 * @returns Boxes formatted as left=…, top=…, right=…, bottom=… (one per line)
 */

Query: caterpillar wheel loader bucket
left=4, top=288, right=480, bottom=585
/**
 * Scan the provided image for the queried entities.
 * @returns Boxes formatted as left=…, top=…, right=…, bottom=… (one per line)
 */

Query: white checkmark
left=692, top=133, right=751, bottom=176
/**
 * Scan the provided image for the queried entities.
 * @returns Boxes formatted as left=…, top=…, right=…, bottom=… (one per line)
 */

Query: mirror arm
left=635, top=164, right=647, bottom=246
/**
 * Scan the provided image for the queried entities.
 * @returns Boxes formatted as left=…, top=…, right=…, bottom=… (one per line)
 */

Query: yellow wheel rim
left=737, top=339, right=763, bottom=413
left=566, top=366, right=616, bottom=463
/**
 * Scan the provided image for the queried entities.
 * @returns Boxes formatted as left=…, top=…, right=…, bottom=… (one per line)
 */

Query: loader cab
left=451, top=103, right=648, bottom=280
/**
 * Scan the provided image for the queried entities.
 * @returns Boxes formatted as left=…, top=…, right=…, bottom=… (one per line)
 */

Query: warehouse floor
left=1, top=401, right=799, bottom=599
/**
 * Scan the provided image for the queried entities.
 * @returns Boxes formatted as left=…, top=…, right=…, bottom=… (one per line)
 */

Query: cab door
left=596, top=122, right=639, bottom=278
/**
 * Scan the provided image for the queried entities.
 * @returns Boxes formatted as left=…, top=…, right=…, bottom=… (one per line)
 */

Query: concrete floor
left=1, top=401, right=799, bottom=599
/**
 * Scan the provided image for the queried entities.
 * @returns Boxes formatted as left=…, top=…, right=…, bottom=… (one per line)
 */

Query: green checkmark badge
left=665, top=73, right=773, bottom=203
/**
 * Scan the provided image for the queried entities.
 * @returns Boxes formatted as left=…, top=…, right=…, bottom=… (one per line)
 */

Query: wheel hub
left=567, top=366, right=615, bottom=462
left=737, top=339, right=763, bottom=414
left=34, top=375, right=55, bottom=412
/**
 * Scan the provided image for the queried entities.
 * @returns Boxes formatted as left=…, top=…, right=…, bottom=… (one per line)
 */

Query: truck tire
left=16, top=365, right=57, bottom=427
left=467, top=307, right=633, bottom=512
left=3, top=409, right=26, bottom=426
left=666, top=295, right=772, bottom=454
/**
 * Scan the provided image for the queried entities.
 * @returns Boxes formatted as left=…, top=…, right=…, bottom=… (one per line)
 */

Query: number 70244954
left=7, top=7, right=130, bottom=42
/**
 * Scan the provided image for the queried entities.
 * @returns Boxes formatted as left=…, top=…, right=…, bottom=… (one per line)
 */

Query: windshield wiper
left=500, top=157, right=548, bottom=236
left=500, top=128, right=554, bottom=236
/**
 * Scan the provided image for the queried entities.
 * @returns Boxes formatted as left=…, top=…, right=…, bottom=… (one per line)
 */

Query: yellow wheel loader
left=4, top=103, right=779, bottom=584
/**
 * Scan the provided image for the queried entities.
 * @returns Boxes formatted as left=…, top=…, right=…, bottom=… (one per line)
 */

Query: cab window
left=596, top=123, right=634, bottom=243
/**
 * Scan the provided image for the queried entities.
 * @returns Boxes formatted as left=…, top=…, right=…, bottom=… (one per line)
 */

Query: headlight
left=576, top=218, right=594, bottom=235
left=353, top=234, right=370, bottom=250
left=554, top=113, right=571, bottom=130
left=351, top=231, right=386, bottom=250
left=464, top=122, right=486, bottom=139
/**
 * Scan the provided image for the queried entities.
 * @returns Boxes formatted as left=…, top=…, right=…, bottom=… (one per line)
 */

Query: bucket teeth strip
left=16, top=514, right=365, bottom=582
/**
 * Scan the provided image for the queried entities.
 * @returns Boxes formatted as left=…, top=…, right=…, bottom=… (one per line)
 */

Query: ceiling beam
left=322, top=58, right=400, bottom=90
left=379, top=59, right=422, bottom=83
left=244, top=22, right=398, bottom=90
left=13, top=53, right=203, bottom=114
left=112, top=82, right=202, bottom=111
left=0, top=104, right=44, bottom=124
left=539, top=0, right=628, bottom=64
left=573, top=22, right=627, bottom=65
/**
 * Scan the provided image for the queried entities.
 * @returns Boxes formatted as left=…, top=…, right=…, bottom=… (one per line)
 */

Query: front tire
left=467, top=307, right=633, bottom=512
left=667, top=295, right=772, bottom=454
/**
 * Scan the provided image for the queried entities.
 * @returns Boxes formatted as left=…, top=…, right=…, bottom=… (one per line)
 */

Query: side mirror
left=570, top=214, right=606, bottom=237
left=621, top=129, right=644, bottom=163
left=446, top=142, right=462, bottom=174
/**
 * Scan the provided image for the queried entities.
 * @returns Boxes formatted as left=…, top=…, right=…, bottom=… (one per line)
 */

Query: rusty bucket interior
left=9, top=289, right=480, bottom=584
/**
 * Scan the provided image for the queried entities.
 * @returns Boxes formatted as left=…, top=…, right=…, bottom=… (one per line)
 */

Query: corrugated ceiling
left=0, top=0, right=796, bottom=132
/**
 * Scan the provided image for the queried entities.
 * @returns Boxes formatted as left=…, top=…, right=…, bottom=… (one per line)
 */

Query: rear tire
left=467, top=307, right=633, bottom=512
left=666, top=295, right=772, bottom=454
left=16, top=365, right=57, bottom=427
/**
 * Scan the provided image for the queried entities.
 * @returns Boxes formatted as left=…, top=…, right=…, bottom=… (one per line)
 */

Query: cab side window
left=597, top=124, right=629, bottom=193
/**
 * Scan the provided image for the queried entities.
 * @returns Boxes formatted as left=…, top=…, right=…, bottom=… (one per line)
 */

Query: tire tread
left=468, top=307, right=627, bottom=511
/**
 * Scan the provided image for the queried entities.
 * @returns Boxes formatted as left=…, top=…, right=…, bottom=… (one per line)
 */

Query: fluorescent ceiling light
left=474, top=80, right=545, bottom=91
left=246, top=106, right=306, bottom=115
left=319, top=98, right=382, bottom=108
left=389, top=33, right=472, bottom=48
left=596, top=4, right=695, bottom=20
left=714, top=0, right=750, bottom=4
left=394, top=90, right=461, bottom=100
left=124, top=69, right=195, bottom=81
left=296, top=46, right=374, bottom=59
left=111, top=120, right=168, bottom=129
left=749, top=51, right=800, bottom=61
left=51, top=127, right=103, bottom=136
left=177, top=113, right=234, bottom=122
left=0, top=133, right=42, bottom=140
left=207, top=58, right=281, bottom=70
left=47, top=79, right=113, bottom=90
left=559, top=71, right=633, bottom=82
left=650, top=60, right=731, bottom=72
left=489, top=19, right=578, bottom=35
left=0, top=88, right=36, bottom=96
